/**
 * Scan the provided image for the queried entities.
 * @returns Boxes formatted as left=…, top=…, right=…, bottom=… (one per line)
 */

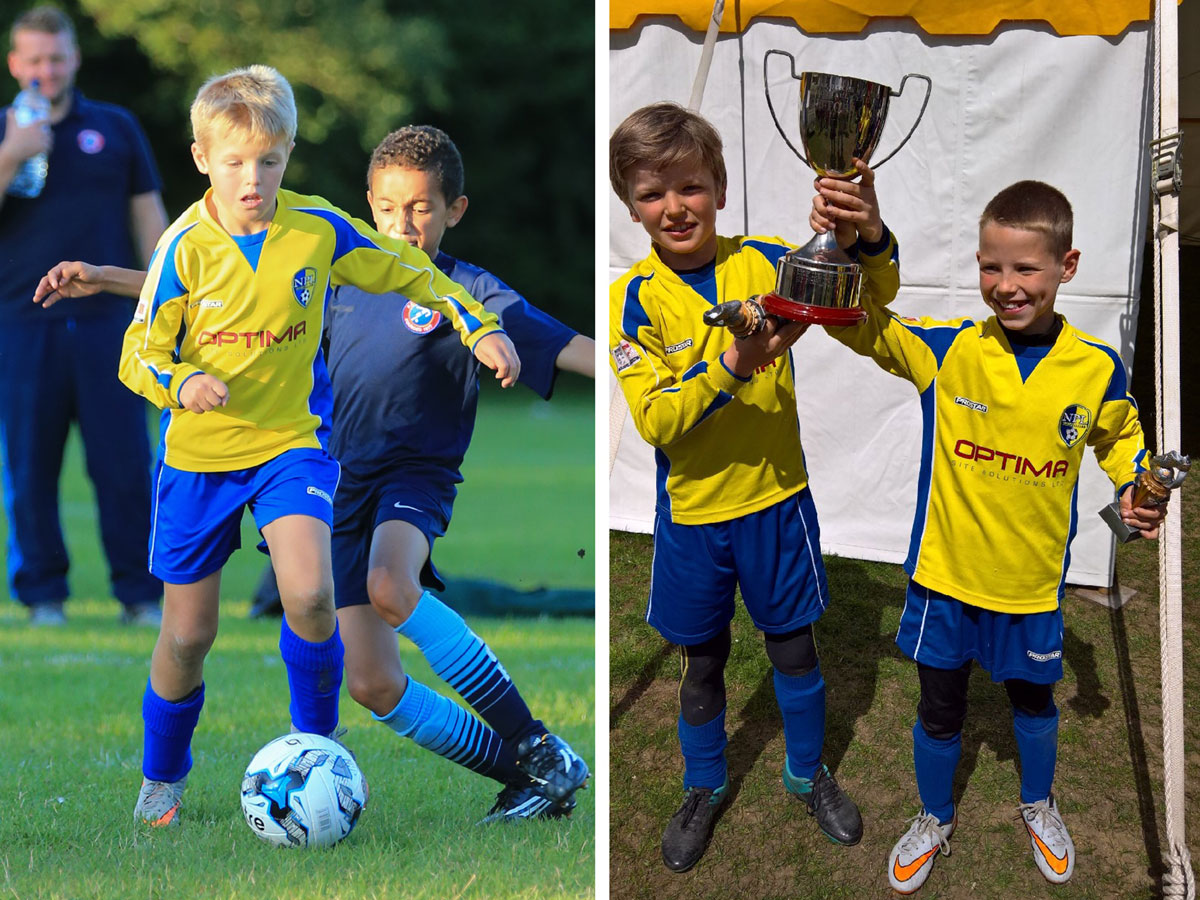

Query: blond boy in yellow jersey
left=123, top=65, right=518, bottom=829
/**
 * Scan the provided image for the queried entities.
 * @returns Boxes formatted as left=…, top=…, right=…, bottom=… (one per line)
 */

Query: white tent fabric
left=609, top=18, right=1153, bottom=587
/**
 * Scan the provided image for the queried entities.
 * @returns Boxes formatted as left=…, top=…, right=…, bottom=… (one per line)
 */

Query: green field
left=610, top=488, right=1198, bottom=900
left=0, top=380, right=596, bottom=900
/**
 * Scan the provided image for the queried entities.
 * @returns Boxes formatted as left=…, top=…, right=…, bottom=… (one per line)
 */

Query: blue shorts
left=647, top=488, right=829, bottom=645
left=897, top=579, right=1064, bottom=684
left=331, top=471, right=454, bottom=609
left=149, top=448, right=340, bottom=584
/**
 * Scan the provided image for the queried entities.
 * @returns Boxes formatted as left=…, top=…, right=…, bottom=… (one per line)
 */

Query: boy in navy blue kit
left=812, top=167, right=1167, bottom=892
left=37, top=124, right=592, bottom=823
left=325, top=125, right=591, bottom=822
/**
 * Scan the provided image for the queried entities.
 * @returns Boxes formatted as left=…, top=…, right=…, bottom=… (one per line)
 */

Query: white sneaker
left=1020, top=795, right=1074, bottom=883
left=887, top=809, right=955, bottom=894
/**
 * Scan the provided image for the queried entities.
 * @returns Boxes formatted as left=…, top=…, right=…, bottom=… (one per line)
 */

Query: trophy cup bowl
left=761, top=53, right=931, bottom=326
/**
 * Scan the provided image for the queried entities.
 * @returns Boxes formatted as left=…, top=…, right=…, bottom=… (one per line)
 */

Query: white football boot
left=1019, top=795, right=1074, bottom=883
left=887, top=809, right=955, bottom=894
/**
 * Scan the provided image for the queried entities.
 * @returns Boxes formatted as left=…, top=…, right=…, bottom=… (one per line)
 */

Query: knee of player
left=279, top=582, right=335, bottom=622
left=917, top=699, right=968, bottom=740
left=166, top=624, right=217, bottom=663
left=365, top=567, right=422, bottom=624
left=345, top=666, right=402, bottom=715
left=763, top=625, right=819, bottom=677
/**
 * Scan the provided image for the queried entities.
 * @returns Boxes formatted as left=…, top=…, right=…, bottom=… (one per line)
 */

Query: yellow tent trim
left=609, top=0, right=1154, bottom=36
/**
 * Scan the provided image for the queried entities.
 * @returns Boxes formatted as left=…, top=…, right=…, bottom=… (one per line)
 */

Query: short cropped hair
left=609, top=102, right=727, bottom=204
left=10, top=5, right=76, bottom=50
left=190, top=64, right=297, bottom=149
left=979, top=180, right=1074, bottom=258
left=367, top=125, right=464, bottom=202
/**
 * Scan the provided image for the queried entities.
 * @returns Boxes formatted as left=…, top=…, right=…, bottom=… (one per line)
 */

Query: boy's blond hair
left=609, top=102, right=726, bottom=204
left=190, top=64, right=297, bottom=149
left=979, top=180, right=1074, bottom=258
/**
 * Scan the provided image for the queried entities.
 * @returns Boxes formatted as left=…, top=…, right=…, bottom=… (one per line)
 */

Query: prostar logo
left=953, top=439, right=1069, bottom=478
left=197, top=320, right=308, bottom=348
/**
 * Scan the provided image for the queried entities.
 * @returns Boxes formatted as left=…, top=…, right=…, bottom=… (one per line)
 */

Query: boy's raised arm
left=319, top=201, right=502, bottom=349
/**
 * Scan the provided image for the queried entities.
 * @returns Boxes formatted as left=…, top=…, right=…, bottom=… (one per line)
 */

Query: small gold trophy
left=1098, top=450, right=1190, bottom=543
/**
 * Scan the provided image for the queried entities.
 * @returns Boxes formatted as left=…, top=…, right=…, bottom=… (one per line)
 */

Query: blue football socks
left=142, top=681, right=204, bottom=783
left=773, top=666, right=825, bottom=781
left=1013, top=702, right=1059, bottom=804
left=374, top=675, right=521, bottom=784
left=678, top=707, right=728, bottom=790
left=396, top=591, right=542, bottom=742
left=278, top=616, right=344, bottom=738
left=913, top=720, right=961, bottom=824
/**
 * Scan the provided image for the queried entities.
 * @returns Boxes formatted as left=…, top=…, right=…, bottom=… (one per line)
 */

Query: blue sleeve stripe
left=622, top=275, right=652, bottom=340
left=1076, top=335, right=1131, bottom=404
left=904, top=381, right=939, bottom=573
left=742, top=238, right=790, bottom=267
left=174, top=370, right=200, bottom=405
left=692, top=392, right=733, bottom=429
left=292, top=206, right=379, bottom=265
left=1056, top=481, right=1080, bottom=602
left=295, top=206, right=485, bottom=332
left=898, top=319, right=973, bottom=368
left=148, top=223, right=196, bottom=322
left=682, top=360, right=708, bottom=381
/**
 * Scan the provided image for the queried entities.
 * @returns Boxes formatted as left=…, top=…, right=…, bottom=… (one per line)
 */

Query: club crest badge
left=77, top=129, right=105, bottom=154
left=1058, top=404, right=1091, bottom=448
left=402, top=301, right=441, bottom=334
left=292, top=267, right=317, bottom=307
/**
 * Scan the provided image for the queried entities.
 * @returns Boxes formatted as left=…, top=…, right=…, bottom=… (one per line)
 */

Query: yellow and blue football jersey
left=119, top=188, right=501, bottom=472
left=609, top=233, right=900, bottom=525
left=829, top=281, right=1147, bottom=614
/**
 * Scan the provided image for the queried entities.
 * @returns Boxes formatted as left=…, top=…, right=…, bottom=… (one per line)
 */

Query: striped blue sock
left=279, top=616, right=343, bottom=738
left=678, top=707, right=727, bottom=790
left=374, top=676, right=520, bottom=784
left=1013, top=703, right=1059, bottom=804
left=142, top=681, right=204, bottom=782
left=773, top=666, right=825, bottom=780
left=396, top=591, right=542, bottom=742
left=913, top=720, right=960, bottom=824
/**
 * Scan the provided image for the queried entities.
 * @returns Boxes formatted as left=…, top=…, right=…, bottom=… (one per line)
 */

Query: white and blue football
left=241, top=733, right=368, bottom=848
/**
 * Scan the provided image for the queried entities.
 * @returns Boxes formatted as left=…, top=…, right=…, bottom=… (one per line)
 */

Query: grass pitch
left=610, top=487, right=1198, bottom=900
left=0, top=381, right=595, bottom=900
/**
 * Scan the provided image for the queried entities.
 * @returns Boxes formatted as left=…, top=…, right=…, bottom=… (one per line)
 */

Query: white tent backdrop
left=609, top=18, right=1153, bottom=587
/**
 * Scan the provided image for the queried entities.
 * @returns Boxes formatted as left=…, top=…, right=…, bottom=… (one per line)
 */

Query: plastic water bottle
left=7, top=79, right=50, bottom=198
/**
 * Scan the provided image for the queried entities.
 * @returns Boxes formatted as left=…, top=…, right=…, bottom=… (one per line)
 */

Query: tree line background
left=28, top=0, right=593, bottom=336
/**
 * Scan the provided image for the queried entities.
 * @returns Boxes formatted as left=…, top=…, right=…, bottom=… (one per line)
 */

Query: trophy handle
left=871, top=73, right=933, bottom=169
left=763, top=49, right=811, bottom=167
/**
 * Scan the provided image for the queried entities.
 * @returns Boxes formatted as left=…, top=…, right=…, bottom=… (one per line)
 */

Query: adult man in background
left=0, top=6, right=166, bottom=625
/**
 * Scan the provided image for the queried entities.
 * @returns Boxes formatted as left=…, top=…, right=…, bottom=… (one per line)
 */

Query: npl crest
left=1058, top=404, right=1091, bottom=448
left=292, top=267, right=317, bottom=308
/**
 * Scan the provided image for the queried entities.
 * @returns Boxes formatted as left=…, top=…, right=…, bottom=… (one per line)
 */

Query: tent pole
left=1152, top=0, right=1190, bottom=895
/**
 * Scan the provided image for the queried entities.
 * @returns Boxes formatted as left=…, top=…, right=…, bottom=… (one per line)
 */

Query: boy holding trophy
left=607, top=101, right=902, bottom=872
left=812, top=171, right=1170, bottom=892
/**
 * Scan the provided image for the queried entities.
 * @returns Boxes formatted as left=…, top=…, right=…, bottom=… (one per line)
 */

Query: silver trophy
left=761, top=53, right=931, bottom=325
left=1099, top=451, right=1190, bottom=543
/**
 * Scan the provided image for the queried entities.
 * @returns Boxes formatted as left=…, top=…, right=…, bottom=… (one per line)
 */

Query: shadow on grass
left=1107, top=579, right=1164, bottom=888
left=611, top=641, right=674, bottom=726
left=951, top=624, right=1113, bottom=813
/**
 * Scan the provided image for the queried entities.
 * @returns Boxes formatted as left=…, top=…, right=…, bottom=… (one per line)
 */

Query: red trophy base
left=760, top=293, right=868, bottom=326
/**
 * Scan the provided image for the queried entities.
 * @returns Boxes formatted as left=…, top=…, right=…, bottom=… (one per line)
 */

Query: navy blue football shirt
left=326, top=251, right=577, bottom=482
